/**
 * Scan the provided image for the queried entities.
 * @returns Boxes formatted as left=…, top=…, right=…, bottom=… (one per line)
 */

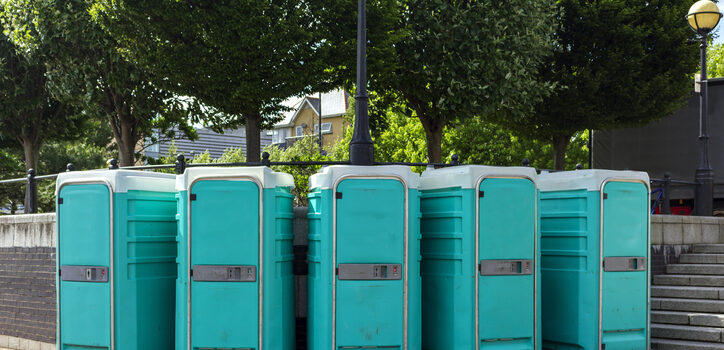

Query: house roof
left=275, top=89, right=348, bottom=128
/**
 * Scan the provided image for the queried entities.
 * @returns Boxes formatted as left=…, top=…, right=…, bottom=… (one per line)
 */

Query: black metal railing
left=650, top=174, right=698, bottom=215
left=0, top=153, right=706, bottom=216
left=0, top=152, right=462, bottom=214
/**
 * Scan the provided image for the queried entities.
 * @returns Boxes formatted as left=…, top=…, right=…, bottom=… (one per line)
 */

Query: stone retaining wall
left=650, top=215, right=724, bottom=276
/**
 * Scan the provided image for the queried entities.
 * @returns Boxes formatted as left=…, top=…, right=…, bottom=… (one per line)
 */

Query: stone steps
left=681, top=254, right=724, bottom=264
left=652, top=286, right=724, bottom=300
left=652, top=298, right=724, bottom=313
left=651, top=323, right=723, bottom=342
left=652, top=338, right=724, bottom=350
left=652, top=310, right=724, bottom=327
left=654, top=274, right=724, bottom=287
left=667, top=264, right=724, bottom=275
left=694, top=245, right=724, bottom=254
left=652, top=244, right=724, bottom=348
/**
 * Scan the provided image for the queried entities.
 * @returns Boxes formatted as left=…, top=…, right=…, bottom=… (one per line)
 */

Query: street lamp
left=687, top=0, right=722, bottom=216
left=349, top=0, right=374, bottom=165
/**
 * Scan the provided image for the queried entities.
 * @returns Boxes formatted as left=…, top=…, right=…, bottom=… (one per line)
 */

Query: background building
left=144, top=127, right=273, bottom=160
left=592, top=77, right=724, bottom=207
left=272, top=89, right=350, bottom=149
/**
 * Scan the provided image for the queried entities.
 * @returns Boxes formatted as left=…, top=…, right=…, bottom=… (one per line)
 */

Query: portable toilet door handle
left=603, top=257, right=646, bottom=272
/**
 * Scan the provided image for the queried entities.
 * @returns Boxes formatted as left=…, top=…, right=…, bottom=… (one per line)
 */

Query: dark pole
left=319, top=92, right=323, bottom=152
left=349, top=0, right=374, bottom=165
left=696, top=35, right=714, bottom=216
left=24, top=169, right=37, bottom=214
left=663, top=172, right=672, bottom=215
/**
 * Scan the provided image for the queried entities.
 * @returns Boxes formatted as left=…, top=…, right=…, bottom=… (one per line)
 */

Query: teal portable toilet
left=307, top=165, right=421, bottom=350
left=419, top=165, right=540, bottom=350
left=175, top=167, right=295, bottom=350
left=539, top=170, right=650, bottom=350
left=55, top=170, right=177, bottom=350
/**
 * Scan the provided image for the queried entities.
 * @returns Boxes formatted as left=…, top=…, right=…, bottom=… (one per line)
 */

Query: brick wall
left=0, top=213, right=56, bottom=350
left=0, top=247, right=55, bottom=344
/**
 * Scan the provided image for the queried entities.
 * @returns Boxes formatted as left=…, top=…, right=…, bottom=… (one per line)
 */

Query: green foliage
left=347, top=0, right=559, bottom=162
left=331, top=103, right=589, bottom=171
left=0, top=25, right=83, bottom=171
left=509, top=0, right=700, bottom=169
left=90, top=0, right=334, bottom=161
left=1, top=0, right=203, bottom=166
left=265, top=137, right=329, bottom=206
left=447, top=117, right=589, bottom=170
left=0, top=149, right=24, bottom=214
left=709, top=42, right=724, bottom=78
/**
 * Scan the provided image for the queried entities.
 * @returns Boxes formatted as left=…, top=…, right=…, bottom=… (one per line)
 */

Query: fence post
left=175, top=154, right=186, bottom=175
left=24, top=169, right=37, bottom=214
left=450, top=154, right=459, bottom=166
left=107, top=159, right=119, bottom=170
left=262, top=152, right=271, bottom=167
left=66, top=163, right=74, bottom=172
left=663, top=172, right=672, bottom=215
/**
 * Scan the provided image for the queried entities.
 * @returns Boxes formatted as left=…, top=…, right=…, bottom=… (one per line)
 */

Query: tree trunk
left=21, top=138, right=40, bottom=171
left=20, top=136, right=40, bottom=213
left=104, top=89, right=138, bottom=167
left=245, top=113, right=261, bottom=162
left=553, top=134, right=572, bottom=171
left=419, top=116, right=445, bottom=164
left=116, top=128, right=136, bottom=167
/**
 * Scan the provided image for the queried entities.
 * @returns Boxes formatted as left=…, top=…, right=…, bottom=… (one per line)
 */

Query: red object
left=670, top=206, right=692, bottom=215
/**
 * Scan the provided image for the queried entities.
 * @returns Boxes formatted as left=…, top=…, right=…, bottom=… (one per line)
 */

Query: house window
left=314, top=122, right=333, bottom=134
left=295, top=126, right=304, bottom=136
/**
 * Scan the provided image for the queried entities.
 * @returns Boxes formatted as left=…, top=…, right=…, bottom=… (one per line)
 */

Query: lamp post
left=687, top=0, right=722, bottom=216
left=349, top=0, right=374, bottom=165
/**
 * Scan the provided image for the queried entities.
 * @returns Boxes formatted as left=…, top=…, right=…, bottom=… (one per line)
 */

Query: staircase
left=652, top=244, right=724, bottom=349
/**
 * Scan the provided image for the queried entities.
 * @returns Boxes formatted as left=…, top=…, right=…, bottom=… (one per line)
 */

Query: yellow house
left=272, top=89, right=350, bottom=149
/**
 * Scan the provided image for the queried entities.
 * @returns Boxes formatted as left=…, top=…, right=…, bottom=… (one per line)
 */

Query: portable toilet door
left=539, top=170, right=649, bottom=350
left=307, top=165, right=421, bottom=350
left=55, top=170, right=177, bottom=350
left=176, top=167, right=295, bottom=350
left=600, top=177, right=649, bottom=349
left=419, top=166, right=539, bottom=350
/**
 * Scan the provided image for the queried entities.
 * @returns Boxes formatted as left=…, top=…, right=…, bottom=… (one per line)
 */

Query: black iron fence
left=0, top=152, right=462, bottom=214
left=650, top=174, right=698, bottom=215
left=0, top=153, right=705, bottom=216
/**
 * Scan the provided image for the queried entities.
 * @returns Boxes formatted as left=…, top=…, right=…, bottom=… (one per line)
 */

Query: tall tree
left=0, top=30, right=81, bottom=171
left=90, top=1, right=336, bottom=162
left=357, top=0, right=559, bottom=163
left=509, top=0, right=699, bottom=170
left=708, top=42, right=724, bottom=78
left=1, top=0, right=205, bottom=166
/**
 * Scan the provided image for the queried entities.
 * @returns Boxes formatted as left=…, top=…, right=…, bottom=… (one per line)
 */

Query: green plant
left=265, top=137, right=330, bottom=206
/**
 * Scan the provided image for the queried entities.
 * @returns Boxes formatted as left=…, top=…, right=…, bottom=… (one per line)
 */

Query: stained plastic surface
left=539, top=170, right=649, bottom=350
left=420, top=166, right=539, bottom=350
left=175, top=167, right=295, bottom=350
left=307, top=166, right=421, bottom=350
left=56, top=171, right=177, bottom=350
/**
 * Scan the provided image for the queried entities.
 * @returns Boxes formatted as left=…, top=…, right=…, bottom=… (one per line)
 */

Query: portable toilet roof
left=538, top=169, right=649, bottom=192
left=420, top=165, right=538, bottom=189
left=56, top=169, right=175, bottom=194
left=310, top=165, right=420, bottom=190
left=176, top=166, right=294, bottom=191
